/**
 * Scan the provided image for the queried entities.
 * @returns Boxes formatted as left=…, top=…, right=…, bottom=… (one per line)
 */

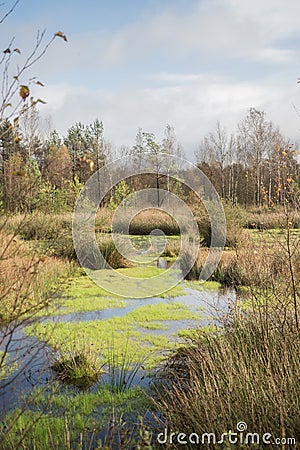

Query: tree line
left=0, top=105, right=299, bottom=212
left=196, top=108, right=299, bottom=208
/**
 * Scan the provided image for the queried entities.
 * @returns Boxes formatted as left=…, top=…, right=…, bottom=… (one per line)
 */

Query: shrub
left=196, top=203, right=247, bottom=248
left=11, top=213, right=72, bottom=241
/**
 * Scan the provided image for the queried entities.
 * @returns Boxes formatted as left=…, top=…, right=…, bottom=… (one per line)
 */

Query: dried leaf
left=3, top=48, right=11, bottom=54
left=36, top=80, right=45, bottom=87
left=54, top=31, right=67, bottom=42
left=19, top=85, right=30, bottom=101
left=13, top=48, right=21, bottom=54
left=12, top=170, right=26, bottom=177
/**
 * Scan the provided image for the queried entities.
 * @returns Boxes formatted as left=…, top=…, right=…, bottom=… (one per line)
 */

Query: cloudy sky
left=2, top=0, right=300, bottom=159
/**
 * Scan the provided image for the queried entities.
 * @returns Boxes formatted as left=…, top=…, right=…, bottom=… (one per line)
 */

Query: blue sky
left=2, top=0, right=300, bottom=158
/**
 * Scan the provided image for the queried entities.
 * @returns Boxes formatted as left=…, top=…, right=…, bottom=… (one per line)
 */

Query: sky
left=1, top=0, right=300, bottom=159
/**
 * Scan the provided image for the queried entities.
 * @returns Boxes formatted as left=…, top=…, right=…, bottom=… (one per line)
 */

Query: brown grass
left=156, top=318, right=300, bottom=447
left=0, top=231, right=74, bottom=324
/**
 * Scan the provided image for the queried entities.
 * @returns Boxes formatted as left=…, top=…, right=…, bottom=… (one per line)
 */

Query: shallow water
left=0, top=280, right=235, bottom=415
left=50, top=288, right=234, bottom=324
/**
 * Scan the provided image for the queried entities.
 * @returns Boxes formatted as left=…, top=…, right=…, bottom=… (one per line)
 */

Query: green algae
left=27, top=299, right=203, bottom=369
left=88, top=265, right=185, bottom=298
left=47, top=265, right=186, bottom=316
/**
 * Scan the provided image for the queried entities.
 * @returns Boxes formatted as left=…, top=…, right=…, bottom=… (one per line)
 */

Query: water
left=0, top=280, right=235, bottom=416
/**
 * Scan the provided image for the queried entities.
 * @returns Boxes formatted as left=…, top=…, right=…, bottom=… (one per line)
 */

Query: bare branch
left=0, top=0, right=20, bottom=25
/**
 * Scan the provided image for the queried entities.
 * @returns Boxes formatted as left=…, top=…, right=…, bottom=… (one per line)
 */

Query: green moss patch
left=88, top=266, right=185, bottom=299
left=185, top=280, right=221, bottom=291
left=27, top=300, right=203, bottom=369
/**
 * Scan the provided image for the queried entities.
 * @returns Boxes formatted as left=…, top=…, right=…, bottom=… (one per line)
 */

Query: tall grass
left=50, top=337, right=104, bottom=389
left=0, top=232, right=74, bottom=324
left=156, top=318, right=300, bottom=446
left=245, top=207, right=300, bottom=229
left=113, top=209, right=181, bottom=236
left=103, top=337, right=149, bottom=393
left=3, top=212, right=132, bottom=268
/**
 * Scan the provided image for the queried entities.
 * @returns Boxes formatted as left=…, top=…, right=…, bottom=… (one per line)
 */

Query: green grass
left=128, top=302, right=200, bottom=322
left=50, top=342, right=104, bottom=389
left=249, top=227, right=300, bottom=247
left=177, top=324, right=220, bottom=339
left=0, top=351, right=17, bottom=380
left=46, top=268, right=187, bottom=316
left=59, top=295, right=126, bottom=314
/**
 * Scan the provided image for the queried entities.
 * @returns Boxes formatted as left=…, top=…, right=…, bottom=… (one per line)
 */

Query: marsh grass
left=113, top=209, right=181, bottom=235
left=104, top=337, right=149, bottom=393
left=26, top=297, right=202, bottom=372
left=156, top=318, right=300, bottom=444
left=246, top=208, right=300, bottom=229
left=0, top=232, right=74, bottom=325
left=50, top=340, right=103, bottom=389
left=179, top=232, right=300, bottom=291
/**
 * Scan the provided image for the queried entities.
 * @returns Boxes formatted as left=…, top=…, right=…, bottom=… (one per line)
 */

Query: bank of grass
left=49, top=266, right=187, bottom=316
left=114, top=209, right=181, bottom=236
left=156, top=318, right=300, bottom=446
left=89, top=265, right=185, bottom=299
left=4, top=212, right=131, bottom=268
left=180, top=229, right=300, bottom=290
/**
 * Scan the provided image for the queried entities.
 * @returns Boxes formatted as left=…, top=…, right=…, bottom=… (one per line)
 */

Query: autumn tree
left=43, top=143, right=72, bottom=189
left=237, top=108, right=281, bottom=207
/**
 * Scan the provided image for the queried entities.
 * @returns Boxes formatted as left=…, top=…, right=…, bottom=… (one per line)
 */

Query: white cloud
left=40, top=74, right=300, bottom=160
left=4, top=0, right=300, bottom=159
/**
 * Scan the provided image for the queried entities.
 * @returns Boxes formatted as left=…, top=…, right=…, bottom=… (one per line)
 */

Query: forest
left=1, top=106, right=299, bottom=213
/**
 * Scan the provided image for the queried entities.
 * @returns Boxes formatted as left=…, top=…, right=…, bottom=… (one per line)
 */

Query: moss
left=138, top=322, right=169, bottom=330
left=127, top=302, right=201, bottom=322
left=27, top=300, right=203, bottom=369
left=185, top=280, right=221, bottom=291
left=178, top=324, right=220, bottom=339
left=60, top=296, right=126, bottom=314
left=48, top=267, right=186, bottom=316
left=88, top=266, right=185, bottom=299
